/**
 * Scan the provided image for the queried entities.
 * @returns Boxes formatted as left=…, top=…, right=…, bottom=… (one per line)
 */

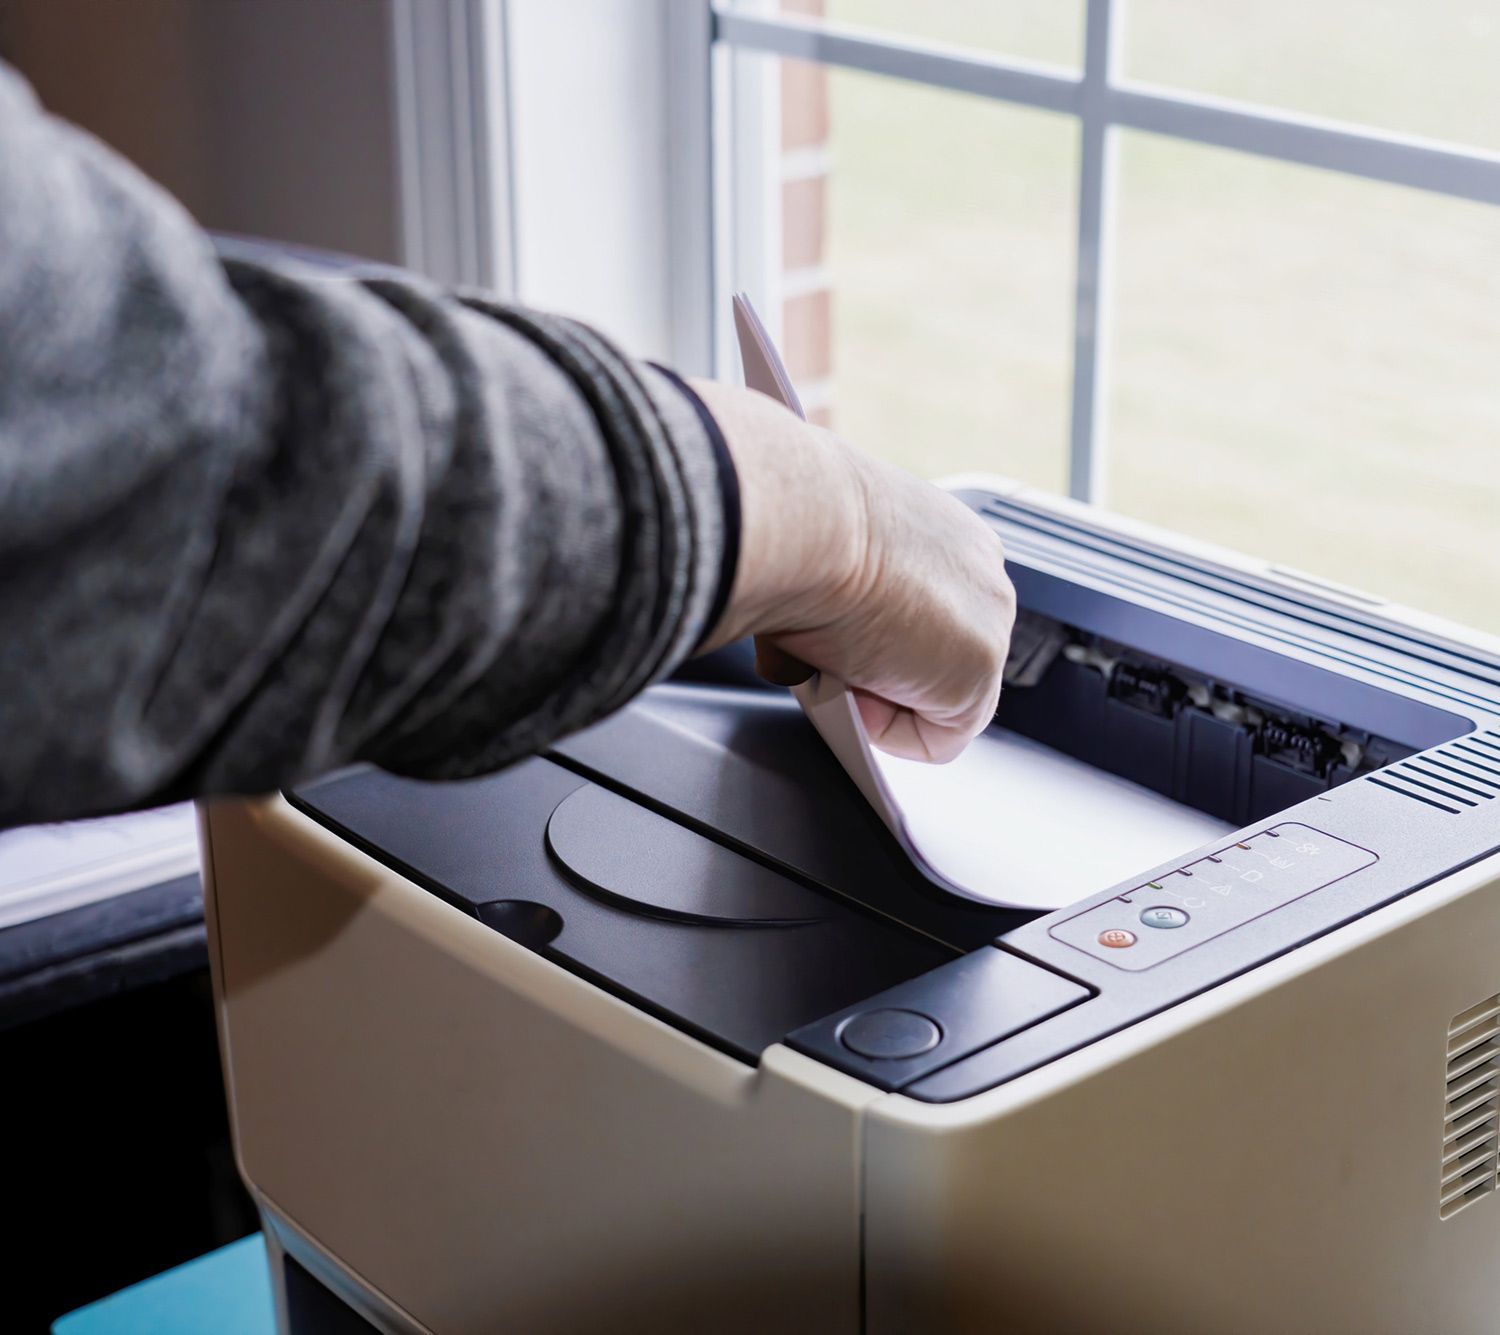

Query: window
left=708, top=1, right=1500, bottom=633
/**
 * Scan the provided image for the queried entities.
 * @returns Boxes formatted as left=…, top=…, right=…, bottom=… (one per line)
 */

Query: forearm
left=0, top=65, right=730, bottom=827
left=356, top=295, right=735, bottom=779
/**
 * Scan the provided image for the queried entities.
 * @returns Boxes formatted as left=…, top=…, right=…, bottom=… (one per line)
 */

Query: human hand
left=692, top=379, right=1016, bottom=763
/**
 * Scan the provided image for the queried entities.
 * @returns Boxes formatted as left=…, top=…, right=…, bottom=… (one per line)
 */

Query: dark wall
left=0, top=0, right=403, bottom=263
left=2, top=970, right=257, bottom=1330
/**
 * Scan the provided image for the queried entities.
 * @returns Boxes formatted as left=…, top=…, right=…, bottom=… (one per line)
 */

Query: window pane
left=1124, top=0, right=1500, bottom=153
left=1107, top=133, right=1500, bottom=633
left=754, top=0, right=1083, bottom=69
left=734, top=55, right=1078, bottom=490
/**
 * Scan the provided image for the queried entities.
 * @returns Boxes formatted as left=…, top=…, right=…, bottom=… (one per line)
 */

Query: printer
left=202, top=478, right=1500, bottom=1334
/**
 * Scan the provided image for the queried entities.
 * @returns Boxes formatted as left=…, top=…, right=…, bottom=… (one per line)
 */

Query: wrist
left=688, top=379, right=868, bottom=649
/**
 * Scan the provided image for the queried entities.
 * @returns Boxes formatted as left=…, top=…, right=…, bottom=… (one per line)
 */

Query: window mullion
left=1068, top=0, right=1118, bottom=504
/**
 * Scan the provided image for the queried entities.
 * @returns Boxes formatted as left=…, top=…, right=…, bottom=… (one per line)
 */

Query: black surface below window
left=2, top=969, right=257, bottom=1332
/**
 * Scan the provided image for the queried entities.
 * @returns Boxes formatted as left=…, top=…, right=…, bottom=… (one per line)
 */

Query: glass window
left=1107, top=132, right=1500, bottom=632
left=736, top=55, right=1079, bottom=490
left=1124, top=0, right=1500, bottom=152
left=746, top=0, right=1084, bottom=69
left=716, top=1, right=1500, bottom=633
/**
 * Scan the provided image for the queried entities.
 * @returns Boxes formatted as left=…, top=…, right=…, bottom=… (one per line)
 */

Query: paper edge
left=732, top=294, right=1069, bottom=910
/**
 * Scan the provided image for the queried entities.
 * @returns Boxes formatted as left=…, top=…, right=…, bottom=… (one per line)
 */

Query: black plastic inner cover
left=290, top=760, right=961, bottom=1063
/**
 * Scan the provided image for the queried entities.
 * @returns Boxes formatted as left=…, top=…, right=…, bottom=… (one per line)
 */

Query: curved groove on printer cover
left=551, top=693, right=1027, bottom=951
left=546, top=784, right=829, bottom=927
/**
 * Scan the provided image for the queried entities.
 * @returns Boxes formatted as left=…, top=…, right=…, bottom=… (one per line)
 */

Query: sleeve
left=0, top=63, right=736, bottom=828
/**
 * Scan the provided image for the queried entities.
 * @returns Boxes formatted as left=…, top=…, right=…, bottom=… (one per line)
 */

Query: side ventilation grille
left=1371, top=731, right=1500, bottom=816
left=1441, top=993, right=1500, bottom=1219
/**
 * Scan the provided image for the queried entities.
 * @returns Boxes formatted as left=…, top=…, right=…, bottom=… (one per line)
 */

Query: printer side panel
left=862, top=854, right=1500, bottom=1335
left=202, top=796, right=875, bottom=1335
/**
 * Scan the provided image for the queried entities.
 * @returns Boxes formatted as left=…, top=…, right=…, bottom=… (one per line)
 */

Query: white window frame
left=390, top=0, right=517, bottom=294
left=703, top=0, right=1500, bottom=501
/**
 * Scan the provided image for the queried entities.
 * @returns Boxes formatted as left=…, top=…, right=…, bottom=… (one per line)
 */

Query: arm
left=0, top=63, right=1015, bottom=831
left=0, top=65, right=731, bottom=827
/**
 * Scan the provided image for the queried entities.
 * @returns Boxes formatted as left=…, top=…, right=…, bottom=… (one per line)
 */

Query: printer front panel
left=903, top=755, right=1500, bottom=1101
left=205, top=779, right=1500, bottom=1333
left=860, top=850, right=1500, bottom=1335
left=205, top=795, right=875, bottom=1335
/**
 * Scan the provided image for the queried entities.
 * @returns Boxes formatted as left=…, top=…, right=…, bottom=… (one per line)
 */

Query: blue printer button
left=1140, top=905, right=1190, bottom=929
left=839, top=1009, right=943, bottom=1061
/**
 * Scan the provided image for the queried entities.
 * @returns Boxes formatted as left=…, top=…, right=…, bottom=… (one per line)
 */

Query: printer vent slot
left=1372, top=740, right=1500, bottom=817
left=1441, top=993, right=1500, bottom=1219
left=1449, top=739, right=1500, bottom=780
left=1419, top=751, right=1500, bottom=793
left=1366, top=775, right=1462, bottom=815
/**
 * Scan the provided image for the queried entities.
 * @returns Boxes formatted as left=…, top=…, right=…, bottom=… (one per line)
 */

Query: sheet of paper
left=792, top=674, right=1229, bottom=908
left=734, top=292, right=1229, bottom=909
left=0, top=804, right=200, bottom=930
left=734, top=294, right=923, bottom=869
left=874, top=731, right=1233, bottom=908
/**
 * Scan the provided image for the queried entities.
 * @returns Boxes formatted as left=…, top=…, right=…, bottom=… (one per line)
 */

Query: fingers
left=695, top=384, right=1015, bottom=764
left=854, top=691, right=971, bottom=764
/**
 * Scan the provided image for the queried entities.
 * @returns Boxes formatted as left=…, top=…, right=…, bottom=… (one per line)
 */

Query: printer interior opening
left=862, top=605, right=1450, bottom=909
left=996, top=608, right=1424, bottom=829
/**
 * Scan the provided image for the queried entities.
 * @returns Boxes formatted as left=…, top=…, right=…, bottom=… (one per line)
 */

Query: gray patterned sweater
left=0, top=65, right=734, bottom=829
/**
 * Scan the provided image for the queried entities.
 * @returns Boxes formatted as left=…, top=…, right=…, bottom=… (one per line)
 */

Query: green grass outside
left=801, top=1, right=1500, bottom=631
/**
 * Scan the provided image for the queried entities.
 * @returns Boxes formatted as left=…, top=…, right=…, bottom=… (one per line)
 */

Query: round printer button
left=1097, top=928, right=1137, bottom=948
left=839, top=1009, right=942, bottom=1060
left=1140, top=906, right=1190, bottom=929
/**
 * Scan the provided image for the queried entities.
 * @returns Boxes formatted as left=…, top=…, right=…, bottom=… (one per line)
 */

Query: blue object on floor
left=53, top=1233, right=274, bottom=1335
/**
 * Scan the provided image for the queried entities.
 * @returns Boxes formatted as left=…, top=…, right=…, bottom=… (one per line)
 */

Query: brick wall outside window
left=776, top=0, right=834, bottom=428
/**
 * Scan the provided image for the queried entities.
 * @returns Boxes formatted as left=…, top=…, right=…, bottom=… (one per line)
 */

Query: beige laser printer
left=202, top=466, right=1500, bottom=1333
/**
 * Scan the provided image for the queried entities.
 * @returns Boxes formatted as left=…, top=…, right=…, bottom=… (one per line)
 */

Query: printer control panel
left=1049, top=823, right=1378, bottom=971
